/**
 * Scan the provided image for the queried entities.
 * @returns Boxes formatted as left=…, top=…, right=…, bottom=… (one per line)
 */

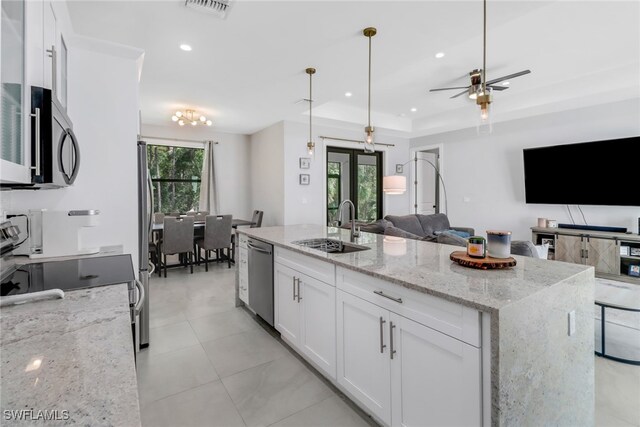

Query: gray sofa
left=345, top=213, right=539, bottom=258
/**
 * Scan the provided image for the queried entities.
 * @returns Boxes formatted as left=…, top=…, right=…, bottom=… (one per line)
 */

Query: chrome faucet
left=338, top=199, right=359, bottom=242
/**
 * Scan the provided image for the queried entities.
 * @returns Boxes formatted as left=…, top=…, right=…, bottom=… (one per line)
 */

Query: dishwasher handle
left=247, top=243, right=272, bottom=254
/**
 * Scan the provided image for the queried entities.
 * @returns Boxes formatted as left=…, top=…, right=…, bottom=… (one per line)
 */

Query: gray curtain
left=199, top=141, right=218, bottom=214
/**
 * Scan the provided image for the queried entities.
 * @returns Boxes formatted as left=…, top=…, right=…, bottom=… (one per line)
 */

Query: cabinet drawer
left=239, top=276, right=248, bottom=304
left=275, top=247, right=335, bottom=286
left=238, top=247, right=248, bottom=280
left=336, top=267, right=480, bottom=347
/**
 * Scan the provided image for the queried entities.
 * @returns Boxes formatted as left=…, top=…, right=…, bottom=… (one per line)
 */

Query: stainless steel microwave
left=3, top=87, right=79, bottom=189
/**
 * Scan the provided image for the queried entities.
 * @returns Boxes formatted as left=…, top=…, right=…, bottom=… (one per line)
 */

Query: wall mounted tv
left=523, top=136, right=640, bottom=207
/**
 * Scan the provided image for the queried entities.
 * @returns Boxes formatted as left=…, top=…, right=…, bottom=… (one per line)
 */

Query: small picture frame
left=299, top=174, right=310, bottom=185
left=629, top=265, right=640, bottom=277
left=395, top=164, right=404, bottom=174
left=630, top=247, right=640, bottom=257
left=299, top=158, right=310, bottom=169
left=541, top=238, right=554, bottom=247
left=620, top=246, right=630, bottom=256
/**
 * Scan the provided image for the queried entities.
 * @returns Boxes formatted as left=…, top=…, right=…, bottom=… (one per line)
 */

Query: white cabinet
left=390, top=313, right=481, bottom=427
left=274, top=260, right=336, bottom=379
left=337, top=290, right=481, bottom=427
left=238, top=247, right=249, bottom=304
left=274, top=263, right=300, bottom=344
left=337, top=290, right=392, bottom=425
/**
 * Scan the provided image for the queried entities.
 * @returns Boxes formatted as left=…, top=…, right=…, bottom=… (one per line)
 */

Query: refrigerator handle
left=147, top=171, right=154, bottom=236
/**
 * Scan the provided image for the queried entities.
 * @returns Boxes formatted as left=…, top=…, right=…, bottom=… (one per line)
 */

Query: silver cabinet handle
left=374, top=290, right=403, bottom=304
left=292, top=276, right=297, bottom=301
left=30, top=107, right=41, bottom=177
left=47, top=45, right=57, bottom=94
left=390, top=321, right=396, bottom=360
left=296, top=278, right=302, bottom=303
left=379, top=316, right=387, bottom=353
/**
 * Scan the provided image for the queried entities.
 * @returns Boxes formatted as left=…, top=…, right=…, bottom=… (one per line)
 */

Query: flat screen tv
left=523, top=136, right=640, bottom=206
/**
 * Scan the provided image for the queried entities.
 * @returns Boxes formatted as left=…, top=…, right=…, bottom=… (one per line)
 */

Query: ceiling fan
left=429, top=68, right=531, bottom=99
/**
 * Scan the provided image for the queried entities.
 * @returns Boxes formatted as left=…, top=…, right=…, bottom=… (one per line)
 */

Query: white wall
left=410, top=99, right=640, bottom=240
left=140, top=124, right=251, bottom=220
left=282, top=121, right=410, bottom=226
left=6, top=42, right=142, bottom=269
left=249, top=121, right=284, bottom=226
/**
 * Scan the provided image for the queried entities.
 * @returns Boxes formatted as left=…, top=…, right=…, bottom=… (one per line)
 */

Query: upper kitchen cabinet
left=1, top=0, right=30, bottom=183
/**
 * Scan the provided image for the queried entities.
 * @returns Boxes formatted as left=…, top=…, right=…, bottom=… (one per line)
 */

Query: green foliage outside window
left=327, top=162, right=341, bottom=225
left=357, top=164, right=377, bottom=222
left=147, top=145, right=204, bottom=214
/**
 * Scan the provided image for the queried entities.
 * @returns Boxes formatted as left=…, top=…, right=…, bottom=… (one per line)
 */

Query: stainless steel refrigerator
left=137, top=140, right=151, bottom=349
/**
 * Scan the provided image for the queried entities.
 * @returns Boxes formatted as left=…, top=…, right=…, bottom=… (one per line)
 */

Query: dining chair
left=160, top=216, right=195, bottom=277
left=196, top=215, right=233, bottom=270
left=250, top=210, right=264, bottom=228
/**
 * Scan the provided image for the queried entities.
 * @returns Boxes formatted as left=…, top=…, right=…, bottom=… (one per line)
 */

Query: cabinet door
left=390, top=313, right=481, bottom=427
left=585, top=237, right=618, bottom=275
left=299, top=276, right=336, bottom=379
left=238, top=247, right=248, bottom=303
left=337, top=290, right=391, bottom=425
left=274, top=263, right=301, bottom=346
left=555, top=235, right=583, bottom=264
left=43, top=2, right=56, bottom=91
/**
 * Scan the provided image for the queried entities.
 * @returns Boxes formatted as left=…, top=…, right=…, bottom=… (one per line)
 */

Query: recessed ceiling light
left=180, top=44, right=192, bottom=51
left=435, top=52, right=445, bottom=59
left=502, top=81, right=510, bottom=86
left=410, top=108, right=417, bottom=112
left=345, top=92, right=352, bottom=97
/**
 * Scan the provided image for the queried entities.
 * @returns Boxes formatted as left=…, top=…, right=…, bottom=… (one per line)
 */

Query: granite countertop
left=238, top=225, right=592, bottom=313
left=0, top=284, right=141, bottom=426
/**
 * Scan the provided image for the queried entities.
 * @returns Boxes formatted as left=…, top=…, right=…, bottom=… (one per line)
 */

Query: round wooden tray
left=450, top=251, right=517, bottom=270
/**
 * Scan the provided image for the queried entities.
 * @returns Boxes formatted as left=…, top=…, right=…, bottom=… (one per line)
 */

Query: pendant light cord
left=309, top=72, right=312, bottom=142
left=368, top=34, right=372, bottom=127
left=482, top=0, right=487, bottom=94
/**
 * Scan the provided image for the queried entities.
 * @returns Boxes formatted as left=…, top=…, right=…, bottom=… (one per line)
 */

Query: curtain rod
left=138, top=135, right=218, bottom=144
left=319, top=135, right=395, bottom=147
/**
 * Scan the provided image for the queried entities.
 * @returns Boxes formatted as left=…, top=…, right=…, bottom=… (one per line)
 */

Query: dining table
left=151, top=218, right=255, bottom=269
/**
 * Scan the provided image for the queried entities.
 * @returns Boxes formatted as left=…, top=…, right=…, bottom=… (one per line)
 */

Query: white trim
left=409, top=143, right=445, bottom=215
left=143, top=137, right=207, bottom=150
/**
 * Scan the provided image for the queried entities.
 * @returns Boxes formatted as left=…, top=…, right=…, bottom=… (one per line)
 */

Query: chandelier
left=171, top=109, right=212, bottom=127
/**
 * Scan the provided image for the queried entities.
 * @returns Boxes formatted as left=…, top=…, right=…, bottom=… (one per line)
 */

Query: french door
left=326, top=147, right=382, bottom=226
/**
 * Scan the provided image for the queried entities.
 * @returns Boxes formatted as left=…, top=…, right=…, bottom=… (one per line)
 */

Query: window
left=326, top=148, right=382, bottom=225
left=147, top=145, right=204, bottom=214
left=327, top=161, right=341, bottom=225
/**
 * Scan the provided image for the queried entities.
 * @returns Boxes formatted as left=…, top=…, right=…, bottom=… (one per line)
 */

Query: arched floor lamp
left=383, top=155, right=449, bottom=216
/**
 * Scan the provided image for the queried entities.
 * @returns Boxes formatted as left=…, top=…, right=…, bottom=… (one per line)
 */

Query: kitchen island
left=237, top=225, right=595, bottom=427
left=0, top=284, right=141, bottom=426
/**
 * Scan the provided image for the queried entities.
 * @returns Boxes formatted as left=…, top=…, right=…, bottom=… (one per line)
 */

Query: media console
left=532, top=226, right=640, bottom=283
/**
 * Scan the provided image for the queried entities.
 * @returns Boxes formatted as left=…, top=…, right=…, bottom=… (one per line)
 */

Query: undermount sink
left=291, top=238, right=370, bottom=254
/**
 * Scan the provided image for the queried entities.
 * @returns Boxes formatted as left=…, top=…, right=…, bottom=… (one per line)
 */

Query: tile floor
left=137, top=263, right=640, bottom=427
left=137, top=263, right=374, bottom=427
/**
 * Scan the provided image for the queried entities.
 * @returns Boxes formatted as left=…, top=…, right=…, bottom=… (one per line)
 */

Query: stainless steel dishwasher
left=247, top=238, right=274, bottom=326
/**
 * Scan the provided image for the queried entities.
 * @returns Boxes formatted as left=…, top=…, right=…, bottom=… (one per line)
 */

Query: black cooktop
left=1, top=254, right=135, bottom=297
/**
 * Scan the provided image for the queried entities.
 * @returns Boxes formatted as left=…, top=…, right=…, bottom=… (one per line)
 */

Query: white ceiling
left=67, top=1, right=640, bottom=137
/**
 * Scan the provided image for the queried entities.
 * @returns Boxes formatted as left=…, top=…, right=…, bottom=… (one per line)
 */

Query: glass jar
left=467, top=236, right=486, bottom=258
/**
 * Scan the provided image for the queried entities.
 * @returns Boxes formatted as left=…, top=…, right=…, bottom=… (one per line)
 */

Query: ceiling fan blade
left=485, top=69, right=531, bottom=86
left=429, top=86, right=470, bottom=92
left=450, top=89, right=469, bottom=99
left=487, top=85, right=508, bottom=91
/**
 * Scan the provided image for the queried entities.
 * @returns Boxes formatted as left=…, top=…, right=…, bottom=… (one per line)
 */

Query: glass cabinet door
left=1, top=0, right=25, bottom=166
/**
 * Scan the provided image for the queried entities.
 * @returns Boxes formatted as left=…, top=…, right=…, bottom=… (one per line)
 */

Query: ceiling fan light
left=191, top=120, right=197, bottom=126
left=171, top=115, right=179, bottom=121
left=178, top=119, right=185, bottom=126
left=175, top=111, right=183, bottom=118
left=206, top=120, right=212, bottom=126
left=200, top=115, right=207, bottom=122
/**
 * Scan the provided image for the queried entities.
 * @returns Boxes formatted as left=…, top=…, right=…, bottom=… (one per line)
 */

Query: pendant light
left=306, top=67, right=316, bottom=156
left=476, top=0, right=492, bottom=126
left=363, top=27, right=377, bottom=153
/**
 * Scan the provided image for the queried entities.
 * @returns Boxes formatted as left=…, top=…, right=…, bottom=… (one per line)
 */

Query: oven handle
left=30, top=108, right=41, bottom=177
left=134, top=279, right=145, bottom=314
